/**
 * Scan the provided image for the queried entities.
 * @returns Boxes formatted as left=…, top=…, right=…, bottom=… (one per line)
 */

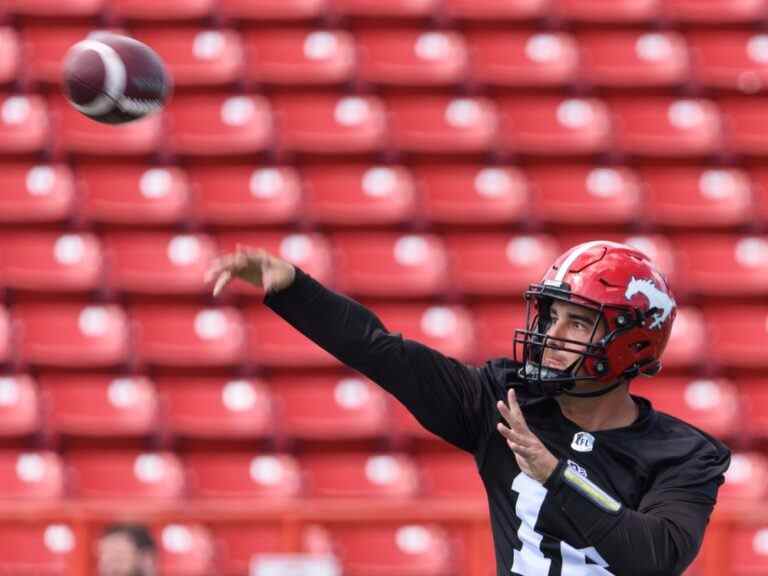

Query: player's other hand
left=205, top=245, right=296, bottom=297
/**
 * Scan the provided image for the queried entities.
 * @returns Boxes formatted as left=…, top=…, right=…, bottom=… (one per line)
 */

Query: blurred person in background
left=96, top=523, right=156, bottom=576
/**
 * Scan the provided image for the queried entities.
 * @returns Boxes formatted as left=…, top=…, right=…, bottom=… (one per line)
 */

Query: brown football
left=62, top=32, right=170, bottom=124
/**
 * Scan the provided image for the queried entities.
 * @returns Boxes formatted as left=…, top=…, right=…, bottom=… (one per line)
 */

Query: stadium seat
left=0, top=231, right=102, bottom=292
left=215, top=231, right=334, bottom=294
left=0, top=375, right=39, bottom=437
left=302, top=163, right=416, bottom=226
left=269, top=372, right=389, bottom=440
left=112, top=0, right=214, bottom=21
left=273, top=93, right=387, bottom=154
left=675, top=234, right=768, bottom=297
left=50, top=94, right=163, bottom=157
left=152, top=523, right=215, bottom=576
left=631, top=377, right=740, bottom=439
left=371, top=303, right=476, bottom=361
left=158, top=377, right=273, bottom=439
left=554, top=0, right=660, bottom=23
left=640, top=166, right=753, bottom=228
left=39, top=374, right=158, bottom=438
left=735, top=379, right=768, bottom=439
left=0, top=307, right=10, bottom=365
left=329, top=0, right=439, bottom=18
left=525, top=164, right=641, bottom=225
left=662, top=0, right=768, bottom=24
left=704, top=305, right=768, bottom=369
left=470, top=303, right=527, bottom=362
left=184, top=452, right=301, bottom=499
left=750, top=166, right=768, bottom=223
left=77, top=163, right=191, bottom=225
left=662, top=306, right=707, bottom=371
left=189, top=164, right=302, bottom=226
left=20, top=25, right=93, bottom=85
left=131, top=28, right=244, bottom=88
left=302, top=452, right=420, bottom=498
left=442, top=0, right=548, bottom=21
left=0, top=94, right=50, bottom=155
left=719, top=97, right=768, bottom=156
left=332, top=232, right=449, bottom=297
left=0, top=164, right=75, bottom=224
left=356, top=29, right=467, bottom=87
left=4, top=0, right=103, bottom=17
left=243, top=28, right=355, bottom=86
left=245, top=305, right=340, bottom=368
left=132, top=305, right=245, bottom=367
left=445, top=233, right=559, bottom=296
left=213, top=524, right=313, bottom=576
left=166, top=94, right=273, bottom=157
left=69, top=451, right=184, bottom=501
left=326, top=523, right=453, bottom=576
left=730, top=524, right=768, bottom=575
left=0, top=523, right=78, bottom=576
left=0, top=28, right=20, bottom=87
left=415, top=451, right=484, bottom=498
left=414, top=164, right=528, bottom=225
left=466, top=31, right=579, bottom=88
left=219, top=0, right=326, bottom=21
left=0, top=451, right=64, bottom=500
left=578, top=31, right=689, bottom=88
left=387, top=95, right=497, bottom=155
left=104, top=232, right=216, bottom=294
left=15, top=303, right=130, bottom=368
left=688, top=31, right=768, bottom=93
left=496, top=96, right=611, bottom=156
left=719, top=452, right=768, bottom=502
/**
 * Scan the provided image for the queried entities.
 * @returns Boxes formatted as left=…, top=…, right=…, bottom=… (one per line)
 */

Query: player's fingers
left=212, top=270, right=233, bottom=297
left=205, top=254, right=240, bottom=284
left=497, top=422, right=532, bottom=449
left=505, top=389, right=529, bottom=430
left=497, top=400, right=526, bottom=434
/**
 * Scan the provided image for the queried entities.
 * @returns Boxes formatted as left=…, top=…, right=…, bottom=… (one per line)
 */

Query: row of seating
left=2, top=162, right=767, bottom=229
left=0, top=373, right=758, bottom=441
left=13, top=26, right=768, bottom=92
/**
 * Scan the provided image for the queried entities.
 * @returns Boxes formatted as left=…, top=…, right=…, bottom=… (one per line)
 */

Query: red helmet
left=513, top=240, right=677, bottom=397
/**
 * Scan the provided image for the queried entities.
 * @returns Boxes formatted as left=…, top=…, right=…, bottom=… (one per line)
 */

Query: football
left=62, top=32, right=170, bottom=124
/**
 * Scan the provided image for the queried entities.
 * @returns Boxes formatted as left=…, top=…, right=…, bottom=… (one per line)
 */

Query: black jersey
left=265, top=268, right=731, bottom=576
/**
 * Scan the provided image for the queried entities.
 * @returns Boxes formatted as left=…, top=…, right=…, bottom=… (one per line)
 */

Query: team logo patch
left=624, top=276, right=676, bottom=330
left=571, top=431, right=595, bottom=453
left=566, top=460, right=588, bottom=478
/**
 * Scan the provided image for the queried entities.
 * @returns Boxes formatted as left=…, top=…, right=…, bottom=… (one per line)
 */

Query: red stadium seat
left=78, top=164, right=191, bottom=226
left=750, top=166, right=768, bottom=223
left=219, top=0, right=326, bottom=21
left=112, top=0, right=214, bottom=21
left=104, top=232, right=216, bottom=294
left=0, top=523, right=79, bottom=576
left=5, top=0, right=103, bottom=17
left=1, top=231, right=102, bottom=292
left=371, top=303, right=476, bottom=361
left=662, top=0, right=768, bottom=24
left=40, top=374, right=158, bottom=438
left=0, top=307, right=11, bottom=365
left=166, top=94, right=273, bottom=157
left=497, top=96, right=611, bottom=156
left=189, top=164, right=302, bottom=226
left=333, top=232, right=449, bottom=297
left=415, top=451, right=484, bottom=498
left=737, top=379, right=768, bottom=439
left=704, top=305, right=768, bottom=369
left=555, top=0, right=660, bottom=23
left=131, top=28, right=244, bottom=88
left=631, top=377, right=740, bottom=439
left=326, top=523, right=453, bottom=576
left=0, top=94, right=49, bottom=155
left=273, top=93, right=386, bottom=154
left=525, top=164, right=641, bottom=225
left=662, top=306, right=707, bottom=371
left=0, top=28, right=20, bottom=87
left=50, top=94, right=163, bottom=157
left=21, top=25, right=92, bottom=85
left=303, top=163, right=416, bottom=226
left=0, top=164, right=76, bottom=224
left=675, top=234, right=768, bottom=297
left=185, top=452, right=301, bottom=499
left=578, top=31, right=689, bottom=88
left=731, top=524, right=768, bottom=575
left=719, top=452, right=768, bottom=502
left=387, top=95, right=497, bottom=154
left=69, top=451, right=184, bottom=501
left=269, top=372, right=389, bottom=440
left=15, top=303, right=130, bottom=368
left=414, top=164, right=528, bottom=225
left=0, top=451, right=64, bottom=500
left=0, top=375, right=39, bottom=437
left=688, top=31, right=768, bottom=93
left=158, top=377, right=273, bottom=439
left=640, top=166, right=753, bottom=228
left=245, top=305, right=340, bottom=368
left=329, top=0, right=438, bottom=18
left=467, top=31, right=579, bottom=88
left=356, top=29, right=467, bottom=86
left=132, top=305, right=245, bottom=367
left=720, top=97, right=768, bottom=156
left=609, top=97, right=722, bottom=158
left=302, top=452, right=420, bottom=498
left=443, top=0, right=548, bottom=21
left=445, top=233, right=559, bottom=296
left=470, top=303, right=527, bottom=361
left=153, top=523, right=215, bottom=576
left=243, top=28, right=355, bottom=86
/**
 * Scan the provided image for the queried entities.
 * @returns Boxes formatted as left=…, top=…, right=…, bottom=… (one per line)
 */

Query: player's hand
left=497, top=388, right=559, bottom=484
left=205, top=245, right=296, bottom=297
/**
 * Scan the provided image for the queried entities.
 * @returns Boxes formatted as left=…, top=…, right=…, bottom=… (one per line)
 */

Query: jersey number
left=511, top=472, right=612, bottom=576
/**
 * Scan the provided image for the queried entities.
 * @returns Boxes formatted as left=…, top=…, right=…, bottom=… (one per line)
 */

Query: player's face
left=96, top=533, right=145, bottom=576
left=540, top=300, right=605, bottom=374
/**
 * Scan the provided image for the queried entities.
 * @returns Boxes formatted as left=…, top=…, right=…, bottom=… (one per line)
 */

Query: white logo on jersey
left=567, top=460, right=588, bottom=478
left=571, top=432, right=595, bottom=453
left=624, top=276, right=676, bottom=330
